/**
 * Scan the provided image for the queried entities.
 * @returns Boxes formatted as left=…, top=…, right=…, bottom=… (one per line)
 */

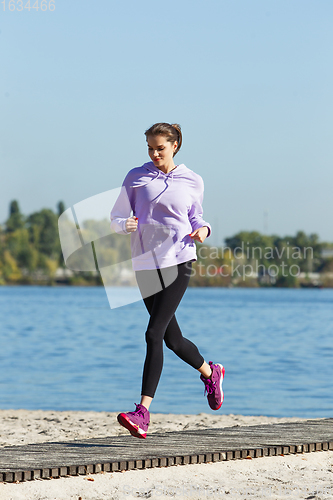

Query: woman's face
left=147, top=135, right=177, bottom=171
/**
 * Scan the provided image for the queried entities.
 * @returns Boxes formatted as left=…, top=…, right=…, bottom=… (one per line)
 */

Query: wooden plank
left=51, top=468, right=59, bottom=478
left=42, top=468, right=50, bottom=479
left=119, top=461, right=127, bottom=471
left=4, top=472, right=14, bottom=482
left=69, top=465, right=77, bottom=476
left=14, top=471, right=23, bottom=482
left=60, top=466, right=68, bottom=477
left=23, top=470, right=32, bottom=481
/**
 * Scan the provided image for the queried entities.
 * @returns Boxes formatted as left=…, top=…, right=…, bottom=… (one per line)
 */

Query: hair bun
left=171, top=124, right=182, bottom=154
left=171, top=123, right=181, bottom=133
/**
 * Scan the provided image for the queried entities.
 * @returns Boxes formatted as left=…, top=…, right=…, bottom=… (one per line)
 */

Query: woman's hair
left=144, top=123, right=182, bottom=157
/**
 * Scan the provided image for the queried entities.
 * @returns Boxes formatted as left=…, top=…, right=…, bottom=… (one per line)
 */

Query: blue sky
left=1, top=0, right=332, bottom=246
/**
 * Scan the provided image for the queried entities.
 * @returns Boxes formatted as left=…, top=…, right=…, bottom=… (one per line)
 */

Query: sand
left=0, top=410, right=332, bottom=500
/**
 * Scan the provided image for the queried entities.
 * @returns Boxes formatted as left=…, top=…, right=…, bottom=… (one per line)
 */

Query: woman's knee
left=145, top=326, right=163, bottom=347
left=164, top=336, right=181, bottom=353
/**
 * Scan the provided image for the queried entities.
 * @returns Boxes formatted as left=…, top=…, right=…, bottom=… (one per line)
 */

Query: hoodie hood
left=129, top=162, right=188, bottom=189
left=129, top=162, right=190, bottom=204
left=144, top=161, right=188, bottom=177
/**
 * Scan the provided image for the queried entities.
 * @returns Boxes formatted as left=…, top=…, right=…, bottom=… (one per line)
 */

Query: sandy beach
left=0, top=410, right=332, bottom=499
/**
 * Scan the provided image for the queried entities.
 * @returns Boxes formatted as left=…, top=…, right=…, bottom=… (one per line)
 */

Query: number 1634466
left=2, top=0, right=55, bottom=10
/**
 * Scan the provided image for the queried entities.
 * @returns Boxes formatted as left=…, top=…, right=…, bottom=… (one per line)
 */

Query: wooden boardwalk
left=0, top=418, right=332, bottom=482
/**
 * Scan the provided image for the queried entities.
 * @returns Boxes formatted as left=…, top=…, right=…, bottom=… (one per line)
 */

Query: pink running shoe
left=200, top=361, right=225, bottom=410
left=117, top=403, right=150, bottom=439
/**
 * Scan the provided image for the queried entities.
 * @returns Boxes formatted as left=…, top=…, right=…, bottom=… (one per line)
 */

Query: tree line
left=0, top=200, right=332, bottom=287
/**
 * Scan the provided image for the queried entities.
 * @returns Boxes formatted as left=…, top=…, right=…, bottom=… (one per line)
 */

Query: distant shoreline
left=0, top=282, right=329, bottom=288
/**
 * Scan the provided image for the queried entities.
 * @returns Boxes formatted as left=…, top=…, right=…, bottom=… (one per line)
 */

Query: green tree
left=294, top=231, right=322, bottom=272
left=26, top=209, right=60, bottom=258
left=1, top=250, right=22, bottom=282
left=6, top=200, right=25, bottom=232
left=57, top=201, right=65, bottom=217
left=5, top=228, right=38, bottom=271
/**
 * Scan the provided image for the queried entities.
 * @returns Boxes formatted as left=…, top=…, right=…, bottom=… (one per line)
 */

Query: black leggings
left=135, top=261, right=205, bottom=398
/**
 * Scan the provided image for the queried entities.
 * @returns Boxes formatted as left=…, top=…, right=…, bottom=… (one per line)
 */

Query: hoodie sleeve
left=110, top=181, right=133, bottom=235
left=188, top=175, right=212, bottom=237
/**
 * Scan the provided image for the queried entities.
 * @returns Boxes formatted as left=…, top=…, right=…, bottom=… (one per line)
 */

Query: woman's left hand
left=189, top=226, right=209, bottom=243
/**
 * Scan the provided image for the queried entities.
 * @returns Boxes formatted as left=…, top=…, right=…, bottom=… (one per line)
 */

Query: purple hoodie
left=110, top=161, right=211, bottom=271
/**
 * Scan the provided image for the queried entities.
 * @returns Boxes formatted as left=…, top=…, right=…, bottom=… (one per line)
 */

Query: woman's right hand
left=125, top=216, right=138, bottom=232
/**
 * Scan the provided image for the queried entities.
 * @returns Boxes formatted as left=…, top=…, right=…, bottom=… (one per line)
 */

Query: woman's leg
left=135, top=262, right=205, bottom=405
left=141, top=300, right=205, bottom=369
left=163, top=315, right=204, bottom=369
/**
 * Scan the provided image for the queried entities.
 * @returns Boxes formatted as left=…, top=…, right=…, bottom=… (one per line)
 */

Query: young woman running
left=110, top=123, right=225, bottom=439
